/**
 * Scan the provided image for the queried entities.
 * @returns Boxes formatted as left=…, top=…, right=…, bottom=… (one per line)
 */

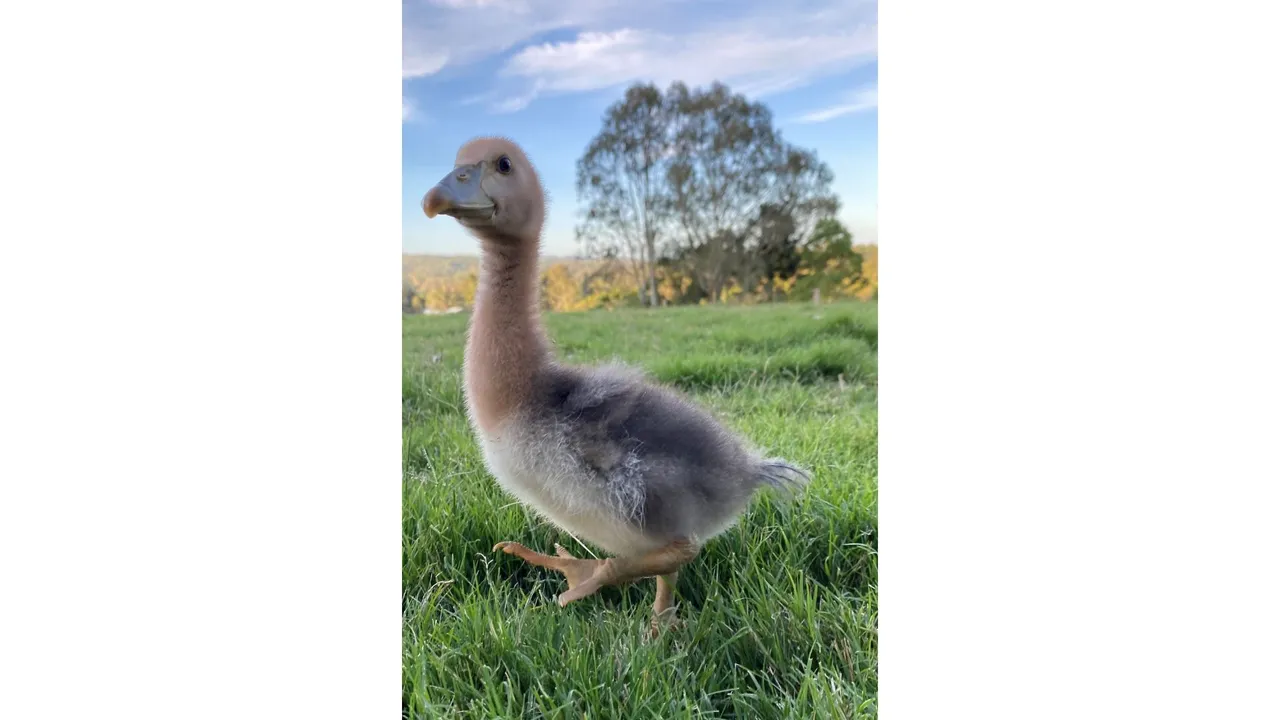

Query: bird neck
left=464, top=234, right=550, bottom=434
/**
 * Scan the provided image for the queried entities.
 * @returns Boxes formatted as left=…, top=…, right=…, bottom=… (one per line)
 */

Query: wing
left=534, top=363, right=757, bottom=537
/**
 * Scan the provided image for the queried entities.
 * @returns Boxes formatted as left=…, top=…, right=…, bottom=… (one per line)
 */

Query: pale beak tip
left=422, top=189, right=446, bottom=219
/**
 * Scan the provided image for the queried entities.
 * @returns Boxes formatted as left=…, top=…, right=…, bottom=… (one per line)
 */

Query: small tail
left=755, top=457, right=812, bottom=497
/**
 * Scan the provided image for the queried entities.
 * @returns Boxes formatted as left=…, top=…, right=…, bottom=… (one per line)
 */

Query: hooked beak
left=422, top=163, right=494, bottom=220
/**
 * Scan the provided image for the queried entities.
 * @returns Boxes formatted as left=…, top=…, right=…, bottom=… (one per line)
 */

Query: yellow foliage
left=539, top=261, right=641, bottom=313
left=721, top=279, right=745, bottom=303
left=457, top=272, right=478, bottom=307
left=850, top=244, right=877, bottom=301
left=401, top=242, right=876, bottom=314
left=657, top=268, right=693, bottom=304
left=542, top=264, right=584, bottom=312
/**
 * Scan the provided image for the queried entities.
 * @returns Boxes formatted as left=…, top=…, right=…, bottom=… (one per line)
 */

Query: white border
left=0, top=1, right=402, bottom=717
left=881, top=1, right=1280, bottom=717
left=3, top=0, right=1279, bottom=717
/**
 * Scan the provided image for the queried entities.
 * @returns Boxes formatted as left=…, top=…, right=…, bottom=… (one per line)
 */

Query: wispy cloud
left=402, top=98, right=415, bottom=122
left=491, top=80, right=546, bottom=113
left=500, top=24, right=874, bottom=108
left=403, top=50, right=447, bottom=78
left=427, top=0, right=508, bottom=7
left=403, top=0, right=879, bottom=111
left=402, top=0, right=622, bottom=78
left=794, top=85, right=878, bottom=123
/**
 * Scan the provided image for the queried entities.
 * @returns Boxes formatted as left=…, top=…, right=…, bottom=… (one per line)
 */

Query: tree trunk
left=642, top=169, right=659, bottom=309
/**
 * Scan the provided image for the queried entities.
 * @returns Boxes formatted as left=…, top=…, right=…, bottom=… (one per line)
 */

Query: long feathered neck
left=464, top=232, right=550, bottom=435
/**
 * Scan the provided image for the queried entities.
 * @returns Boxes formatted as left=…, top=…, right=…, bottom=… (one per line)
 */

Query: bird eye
left=496, top=156, right=513, bottom=174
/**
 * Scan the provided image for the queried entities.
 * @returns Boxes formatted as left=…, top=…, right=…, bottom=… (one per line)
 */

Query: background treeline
left=404, top=80, right=875, bottom=314
left=402, top=238, right=875, bottom=313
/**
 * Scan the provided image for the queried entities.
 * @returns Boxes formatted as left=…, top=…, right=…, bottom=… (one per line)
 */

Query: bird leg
left=491, top=541, right=604, bottom=593
left=555, top=538, right=699, bottom=608
left=649, top=572, right=680, bottom=638
left=493, top=538, right=699, bottom=611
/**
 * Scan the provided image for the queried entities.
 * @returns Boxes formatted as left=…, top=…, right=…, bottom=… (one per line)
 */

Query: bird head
left=422, top=137, right=545, bottom=244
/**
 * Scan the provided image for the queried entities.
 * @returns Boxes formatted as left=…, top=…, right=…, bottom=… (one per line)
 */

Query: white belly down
left=477, top=427, right=662, bottom=557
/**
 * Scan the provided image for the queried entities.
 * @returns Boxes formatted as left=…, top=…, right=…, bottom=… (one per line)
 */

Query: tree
left=403, top=276, right=419, bottom=313
left=794, top=218, right=864, bottom=301
left=575, top=84, right=670, bottom=308
left=541, top=263, right=583, bottom=312
left=748, top=203, right=801, bottom=301
left=574, top=80, right=842, bottom=306
left=850, top=244, right=877, bottom=301
left=655, top=259, right=696, bottom=305
left=454, top=271, right=478, bottom=308
left=664, top=82, right=838, bottom=301
left=774, top=146, right=840, bottom=240
left=662, top=83, right=766, bottom=300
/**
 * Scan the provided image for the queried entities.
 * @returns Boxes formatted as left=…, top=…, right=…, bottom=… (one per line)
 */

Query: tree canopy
left=575, top=81, right=850, bottom=305
left=403, top=80, right=875, bottom=315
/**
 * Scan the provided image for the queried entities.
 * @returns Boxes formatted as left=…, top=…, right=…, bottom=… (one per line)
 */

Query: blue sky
left=403, top=0, right=877, bottom=257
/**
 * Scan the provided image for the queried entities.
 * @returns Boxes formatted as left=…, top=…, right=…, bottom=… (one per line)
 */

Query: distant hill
left=402, top=246, right=876, bottom=312
left=402, top=253, right=632, bottom=313
left=402, top=253, right=602, bottom=280
left=401, top=254, right=479, bottom=279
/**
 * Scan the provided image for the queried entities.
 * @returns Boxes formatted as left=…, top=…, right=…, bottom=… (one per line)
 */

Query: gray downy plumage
left=479, top=360, right=810, bottom=555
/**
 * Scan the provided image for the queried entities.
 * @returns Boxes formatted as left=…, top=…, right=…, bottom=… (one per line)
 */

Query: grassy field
left=403, top=302, right=878, bottom=719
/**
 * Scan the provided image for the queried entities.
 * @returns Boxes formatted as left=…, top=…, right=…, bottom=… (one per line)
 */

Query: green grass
left=403, top=302, right=878, bottom=719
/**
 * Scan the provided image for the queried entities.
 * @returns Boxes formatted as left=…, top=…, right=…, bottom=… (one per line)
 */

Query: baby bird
left=422, top=137, right=809, bottom=634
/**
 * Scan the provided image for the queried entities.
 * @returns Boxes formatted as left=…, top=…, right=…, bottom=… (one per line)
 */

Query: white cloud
left=427, top=0, right=509, bottom=7
left=794, top=85, right=878, bottom=123
left=402, top=0, right=879, bottom=109
left=402, top=98, right=415, bottom=122
left=501, top=24, right=875, bottom=105
left=402, top=50, right=447, bottom=78
left=491, top=80, right=546, bottom=114
left=402, top=0, right=622, bottom=78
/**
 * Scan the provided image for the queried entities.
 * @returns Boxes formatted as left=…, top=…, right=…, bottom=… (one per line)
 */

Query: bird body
left=473, top=361, right=778, bottom=556
left=423, top=137, right=808, bottom=630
